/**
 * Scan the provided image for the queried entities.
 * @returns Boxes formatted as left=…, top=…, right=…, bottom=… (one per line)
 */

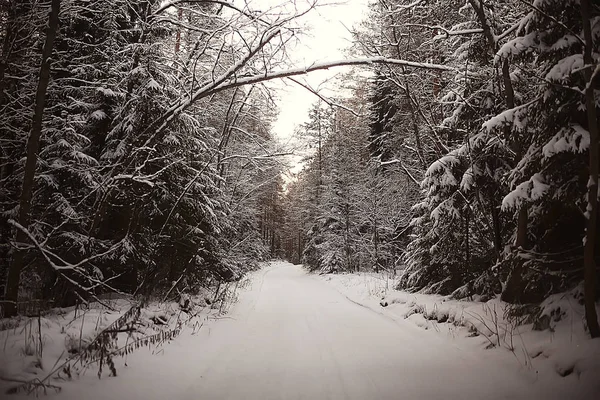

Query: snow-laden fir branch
left=482, top=96, right=542, bottom=132
left=515, top=0, right=585, bottom=46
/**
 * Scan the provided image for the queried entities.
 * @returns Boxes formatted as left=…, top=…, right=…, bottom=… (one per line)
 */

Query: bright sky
left=247, top=0, right=369, bottom=179
left=263, top=0, right=370, bottom=140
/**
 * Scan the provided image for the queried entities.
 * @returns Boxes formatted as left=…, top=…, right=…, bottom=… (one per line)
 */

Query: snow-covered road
left=55, top=262, right=593, bottom=400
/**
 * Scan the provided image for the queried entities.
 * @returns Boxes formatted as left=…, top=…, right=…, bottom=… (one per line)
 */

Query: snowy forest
left=0, top=0, right=296, bottom=317
left=1, top=0, right=600, bottom=397
left=278, top=0, right=600, bottom=338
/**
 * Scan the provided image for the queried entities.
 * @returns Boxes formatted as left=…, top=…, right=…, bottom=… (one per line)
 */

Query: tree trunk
left=373, top=209, right=379, bottom=272
left=502, top=57, right=529, bottom=251
left=270, top=230, right=275, bottom=256
left=580, top=0, right=600, bottom=338
left=345, top=203, right=351, bottom=271
left=402, top=72, right=427, bottom=170
left=174, top=7, right=183, bottom=53
left=388, top=18, right=427, bottom=170
left=3, top=0, right=61, bottom=318
left=501, top=206, right=529, bottom=303
left=465, top=206, right=470, bottom=267
left=297, top=229, right=302, bottom=264
left=468, top=0, right=495, bottom=52
left=515, top=207, right=528, bottom=248
left=317, top=107, right=322, bottom=205
left=490, top=203, right=502, bottom=258
left=497, top=31, right=529, bottom=304
left=0, top=0, right=34, bottom=298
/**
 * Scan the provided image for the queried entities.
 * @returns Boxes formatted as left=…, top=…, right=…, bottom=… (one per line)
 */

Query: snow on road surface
left=32, top=262, right=596, bottom=400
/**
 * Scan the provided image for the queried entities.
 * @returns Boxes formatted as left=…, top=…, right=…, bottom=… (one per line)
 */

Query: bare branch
left=400, top=23, right=484, bottom=38
left=286, top=77, right=361, bottom=117
left=379, top=159, right=421, bottom=186
left=152, top=0, right=269, bottom=25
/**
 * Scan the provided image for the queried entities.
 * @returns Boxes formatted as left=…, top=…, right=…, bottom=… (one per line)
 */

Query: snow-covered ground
left=321, top=269, right=600, bottom=398
left=0, top=284, right=236, bottom=397
left=2, top=261, right=598, bottom=399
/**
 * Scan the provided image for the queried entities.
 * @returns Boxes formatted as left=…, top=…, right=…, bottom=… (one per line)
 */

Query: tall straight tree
left=580, top=0, right=600, bottom=338
left=3, top=0, right=61, bottom=317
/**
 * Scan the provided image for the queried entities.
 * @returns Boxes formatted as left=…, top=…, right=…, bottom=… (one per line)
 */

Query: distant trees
left=278, top=0, right=600, bottom=337
left=282, top=76, right=412, bottom=273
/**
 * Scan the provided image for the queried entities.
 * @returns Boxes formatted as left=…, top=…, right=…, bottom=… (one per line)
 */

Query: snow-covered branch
left=400, top=23, right=484, bottom=38
left=145, top=55, right=453, bottom=146
left=153, top=0, right=268, bottom=25
left=378, top=159, right=421, bottom=186
left=141, top=26, right=283, bottom=147
left=286, top=77, right=361, bottom=117
left=8, top=220, right=125, bottom=305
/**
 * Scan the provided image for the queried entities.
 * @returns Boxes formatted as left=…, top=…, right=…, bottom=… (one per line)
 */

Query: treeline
left=0, top=0, right=290, bottom=316
left=279, top=0, right=600, bottom=336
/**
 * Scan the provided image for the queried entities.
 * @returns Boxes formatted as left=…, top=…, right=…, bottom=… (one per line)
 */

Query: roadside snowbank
left=320, top=271, right=600, bottom=395
left=0, top=282, right=241, bottom=396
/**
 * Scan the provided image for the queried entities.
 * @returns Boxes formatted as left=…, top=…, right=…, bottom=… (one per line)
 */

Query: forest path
left=56, top=262, right=574, bottom=400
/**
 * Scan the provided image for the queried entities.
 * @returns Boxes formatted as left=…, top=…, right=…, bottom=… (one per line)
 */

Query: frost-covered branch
left=286, top=77, right=361, bottom=117
left=8, top=220, right=124, bottom=306
left=379, top=159, right=421, bottom=186
left=153, top=0, right=269, bottom=25
left=141, top=26, right=283, bottom=147
left=219, top=152, right=293, bottom=164
left=401, top=23, right=484, bottom=38
left=145, top=48, right=452, bottom=148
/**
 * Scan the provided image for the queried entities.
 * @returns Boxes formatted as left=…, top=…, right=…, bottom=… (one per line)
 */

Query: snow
left=482, top=106, right=529, bottom=132
left=546, top=54, right=584, bottom=82
left=89, top=110, right=107, bottom=121
left=496, top=32, right=537, bottom=61
left=320, top=270, right=600, bottom=400
left=95, top=87, right=119, bottom=98
left=542, top=124, right=590, bottom=158
left=502, top=173, right=550, bottom=210
left=430, top=198, right=461, bottom=224
left=113, top=174, right=155, bottom=187
left=460, top=166, right=474, bottom=191
left=3, top=262, right=598, bottom=399
left=550, top=34, right=583, bottom=51
left=146, top=79, right=161, bottom=91
left=70, top=150, right=99, bottom=165
left=0, top=290, right=220, bottom=397
left=422, top=151, right=462, bottom=189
